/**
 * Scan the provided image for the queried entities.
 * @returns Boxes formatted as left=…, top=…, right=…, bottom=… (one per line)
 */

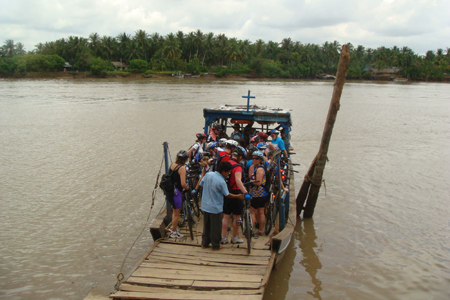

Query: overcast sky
left=1, top=0, right=449, bottom=55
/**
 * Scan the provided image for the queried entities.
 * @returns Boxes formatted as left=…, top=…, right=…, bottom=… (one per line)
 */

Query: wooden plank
left=152, top=247, right=270, bottom=261
left=139, top=262, right=266, bottom=275
left=252, top=235, right=271, bottom=250
left=125, top=276, right=193, bottom=288
left=148, top=251, right=269, bottom=265
left=155, top=243, right=270, bottom=257
left=191, top=280, right=261, bottom=289
left=132, top=268, right=262, bottom=283
left=118, top=283, right=263, bottom=295
left=111, top=291, right=262, bottom=300
left=145, top=256, right=250, bottom=268
left=260, top=252, right=276, bottom=287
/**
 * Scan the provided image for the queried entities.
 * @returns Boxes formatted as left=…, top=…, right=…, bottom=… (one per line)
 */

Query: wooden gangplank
left=111, top=239, right=275, bottom=300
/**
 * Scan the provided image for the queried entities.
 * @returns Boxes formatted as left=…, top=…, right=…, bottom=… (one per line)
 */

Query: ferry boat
left=110, top=91, right=297, bottom=300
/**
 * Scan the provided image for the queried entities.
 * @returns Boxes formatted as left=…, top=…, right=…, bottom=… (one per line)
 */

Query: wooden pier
left=110, top=166, right=296, bottom=300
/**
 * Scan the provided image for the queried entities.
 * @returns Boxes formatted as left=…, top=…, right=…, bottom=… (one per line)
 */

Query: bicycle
left=178, top=191, right=195, bottom=240
left=239, top=180, right=258, bottom=255
left=264, top=191, right=278, bottom=235
left=186, top=165, right=202, bottom=218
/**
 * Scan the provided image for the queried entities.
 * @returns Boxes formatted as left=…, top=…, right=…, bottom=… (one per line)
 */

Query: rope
left=114, top=151, right=166, bottom=291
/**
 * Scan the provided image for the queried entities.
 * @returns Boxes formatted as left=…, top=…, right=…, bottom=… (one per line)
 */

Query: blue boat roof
left=203, top=104, right=292, bottom=124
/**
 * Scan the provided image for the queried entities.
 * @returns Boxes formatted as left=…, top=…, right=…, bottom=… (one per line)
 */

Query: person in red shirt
left=221, top=146, right=249, bottom=245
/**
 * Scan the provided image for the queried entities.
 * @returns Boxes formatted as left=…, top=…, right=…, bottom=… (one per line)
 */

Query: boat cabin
left=203, top=91, right=292, bottom=148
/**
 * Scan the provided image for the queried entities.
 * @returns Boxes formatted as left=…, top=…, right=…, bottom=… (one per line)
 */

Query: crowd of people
left=168, top=122, right=290, bottom=251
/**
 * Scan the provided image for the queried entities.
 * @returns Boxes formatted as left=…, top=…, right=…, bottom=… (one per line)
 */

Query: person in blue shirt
left=230, top=124, right=244, bottom=141
left=269, top=129, right=288, bottom=157
left=199, top=161, right=244, bottom=250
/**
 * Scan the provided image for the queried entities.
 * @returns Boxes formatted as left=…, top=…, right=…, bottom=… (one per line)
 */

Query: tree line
left=1, top=30, right=449, bottom=80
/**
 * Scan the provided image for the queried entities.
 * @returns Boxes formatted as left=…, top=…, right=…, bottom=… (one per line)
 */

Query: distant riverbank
left=1, top=71, right=449, bottom=82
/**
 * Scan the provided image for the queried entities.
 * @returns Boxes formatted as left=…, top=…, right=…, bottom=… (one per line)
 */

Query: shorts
left=251, top=194, right=269, bottom=209
left=223, top=190, right=244, bottom=215
left=172, top=188, right=183, bottom=209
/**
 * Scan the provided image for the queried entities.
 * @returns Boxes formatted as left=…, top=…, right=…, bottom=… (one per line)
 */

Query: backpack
left=255, top=161, right=273, bottom=193
left=226, top=162, right=245, bottom=191
left=211, top=152, right=230, bottom=172
left=188, top=142, right=201, bottom=160
left=159, top=165, right=181, bottom=206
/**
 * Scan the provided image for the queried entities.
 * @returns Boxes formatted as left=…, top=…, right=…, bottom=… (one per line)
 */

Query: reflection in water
left=298, top=219, right=323, bottom=299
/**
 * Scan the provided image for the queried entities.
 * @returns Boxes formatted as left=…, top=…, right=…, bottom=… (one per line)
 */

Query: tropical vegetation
left=1, top=31, right=449, bottom=80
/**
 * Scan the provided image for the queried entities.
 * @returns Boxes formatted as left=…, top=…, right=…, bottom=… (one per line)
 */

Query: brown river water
left=0, top=78, right=449, bottom=300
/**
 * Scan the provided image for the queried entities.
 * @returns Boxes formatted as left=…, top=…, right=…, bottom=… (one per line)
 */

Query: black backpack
left=159, top=165, right=181, bottom=206
left=211, top=152, right=230, bottom=172
left=226, top=162, right=245, bottom=191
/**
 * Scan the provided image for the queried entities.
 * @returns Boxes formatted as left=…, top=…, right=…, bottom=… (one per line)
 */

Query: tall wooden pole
left=297, top=44, right=350, bottom=219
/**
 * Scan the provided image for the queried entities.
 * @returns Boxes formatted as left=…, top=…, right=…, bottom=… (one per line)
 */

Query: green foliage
left=187, top=55, right=201, bottom=74
left=1, top=34, right=449, bottom=81
left=107, top=70, right=130, bottom=77
left=288, top=64, right=309, bottom=78
left=249, top=58, right=287, bottom=78
left=73, top=51, right=94, bottom=71
left=128, top=59, right=148, bottom=73
left=89, top=57, right=113, bottom=76
left=0, top=58, right=9, bottom=74
left=21, top=54, right=65, bottom=72
left=15, top=57, right=27, bottom=75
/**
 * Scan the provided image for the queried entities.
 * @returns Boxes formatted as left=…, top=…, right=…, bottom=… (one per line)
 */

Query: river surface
left=0, top=78, right=449, bottom=300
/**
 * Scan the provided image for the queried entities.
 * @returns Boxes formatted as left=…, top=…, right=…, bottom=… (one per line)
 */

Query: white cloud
left=0, top=0, right=448, bottom=54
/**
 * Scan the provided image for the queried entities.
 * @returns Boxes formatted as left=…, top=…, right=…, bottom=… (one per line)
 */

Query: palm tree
left=89, top=32, right=101, bottom=57
left=150, top=32, right=163, bottom=58
left=201, top=32, right=215, bottom=66
left=239, top=39, right=251, bottom=63
left=225, top=38, right=241, bottom=69
left=185, top=31, right=196, bottom=62
left=254, top=39, right=265, bottom=55
left=34, top=43, right=45, bottom=54
left=125, top=40, right=142, bottom=62
left=280, top=38, right=294, bottom=52
left=162, top=33, right=181, bottom=70
left=100, top=35, right=116, bottom=61
left=66, top=36, right=88, bottom=62
left=15, top=42, right=26, bottom=55
left=116, top=32, right=131, bottom=63
left=215, top=34, right=229, bottom=67
left=134, top=30, right=149, bottom=61
left=425, top=50, right=435, bottom=61
left=321, top=41, right=340, bottom=73
left=265, top=41, right=279, bottom=60
left=194, top=29, right=204, bottom=58
left=2, top=40, right=16, bottom=57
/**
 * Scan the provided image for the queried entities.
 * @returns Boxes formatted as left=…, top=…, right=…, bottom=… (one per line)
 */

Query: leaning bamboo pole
left=296, top=44, right=350, bottom=218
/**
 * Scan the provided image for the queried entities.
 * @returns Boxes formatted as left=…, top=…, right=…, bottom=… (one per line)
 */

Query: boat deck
left=111, top=212, right=275, bottom=300
left=111, top=162, right=296, bottom=300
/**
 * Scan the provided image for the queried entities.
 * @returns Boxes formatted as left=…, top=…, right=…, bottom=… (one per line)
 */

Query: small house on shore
left=112, top=61, right=127, bottom=70
left=63, top=62, right=72, bottom=71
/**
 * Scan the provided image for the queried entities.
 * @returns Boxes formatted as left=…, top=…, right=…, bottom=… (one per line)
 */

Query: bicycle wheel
left=191, top=193, right=201, bottom=218
left=178, top=194, right=187, bottom=228
left=272, top=192, right=280, bottom=227
left=244, top=209, right=252, bottom=254
left=264, top=201, right=273, bottom=235
left=186, top=201, right=194, bottom=240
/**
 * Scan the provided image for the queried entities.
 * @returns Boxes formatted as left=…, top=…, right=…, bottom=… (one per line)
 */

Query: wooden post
left=297, top=44, right=350, bottom=219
